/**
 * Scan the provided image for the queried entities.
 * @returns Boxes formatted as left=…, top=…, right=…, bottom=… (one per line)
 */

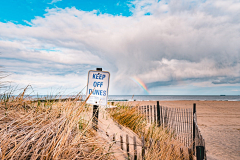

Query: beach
left=118, top=100, right=240, bottom=160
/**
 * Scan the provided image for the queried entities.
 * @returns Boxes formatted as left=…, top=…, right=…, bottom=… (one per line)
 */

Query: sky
left=0, top=0, right=240, bottom=95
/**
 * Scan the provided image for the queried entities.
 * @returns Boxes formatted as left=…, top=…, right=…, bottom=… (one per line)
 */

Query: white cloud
left=1, top=0, right=240, bottom=94
left=49, top=0, right=62, bottom=4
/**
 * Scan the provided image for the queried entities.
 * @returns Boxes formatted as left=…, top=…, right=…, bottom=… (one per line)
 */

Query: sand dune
left=121, top=100, right=240, bottom=160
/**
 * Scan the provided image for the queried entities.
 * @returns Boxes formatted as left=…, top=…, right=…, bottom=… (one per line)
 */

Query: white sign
left=86, top=70, right=110, bottom=106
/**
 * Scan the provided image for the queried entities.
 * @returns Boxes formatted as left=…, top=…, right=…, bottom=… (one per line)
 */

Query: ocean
left=107, top=95, right=240, bottom=101
left=27, top=95, right=240, bottom=101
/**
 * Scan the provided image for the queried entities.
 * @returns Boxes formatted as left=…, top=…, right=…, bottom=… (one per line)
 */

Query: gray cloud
left=1, top=0, right=240, bottom=94
left=212, top=77, right=240, bottom=84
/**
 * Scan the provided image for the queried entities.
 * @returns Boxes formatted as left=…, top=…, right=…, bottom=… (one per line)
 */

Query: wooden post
left=142, top=136, right=145, bottom=160
left=133, top=136, right=137, bottom=160
left=154, top=105, right=156, bottom=124
left=157, top=140, right=161, bottom=151
left=157, top=101, right=160, bottom=126
left=92, top=104, right=99, bottom=131
left=147, top=105, right=149, bottom=123
left=193, top=103, right=196, bottom=155
left=160, top=105, right=163, bottom=126
left=196, top=146, right=204, bottom=160
left=180, top=147, right=184, bottom=160
left=145, top=106, right=147, bottom=120
left=92, top=67, right=102, bottom=131
left=170, top=144, right=175, bottom=156
left=113, top=133, right=115, bottom=142
left=149, top=138, right=153, bottom=148
left=188, top=148, right=193, bottom=160
left=150, top=105, right=153, bottom=123
left=126, top=134, right=130, bottom=159
left=120, top=135, right=123, bottom=150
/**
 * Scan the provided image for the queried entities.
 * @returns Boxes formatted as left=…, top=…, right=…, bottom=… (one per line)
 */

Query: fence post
left=150, top=105, right=153, bottom=123
left=157, top=140, right=161, bottom=151
left=188, top=148, right=193, bottom=160
left=180, top=147, right=184, bottom=160
left=92, top=105, right=99, bottom=130
left=120, top=135, right=123, bottom=150
left=154, top=105, right=156, bottom=124
left=133, top=136, right=137, bottom=160
left=92, top=67, right=102, bottom=131
left=149, top=138, right=153, bottom=148
left=196, top=146, right=205, bottom=160
left=170, top=144, right=175, bottom=156
left=142, top=136, right=145, bottom=160
left=193, top=103, right=196, bottom=155
left=126, top=135, right=130, bottom=159
left=157, top=101, right=160, bottom=126
left=113, top=133, right=115, bottom=142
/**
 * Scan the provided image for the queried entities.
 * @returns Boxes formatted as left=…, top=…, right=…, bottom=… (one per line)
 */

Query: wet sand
left=117, top=100, right=240, bottom=160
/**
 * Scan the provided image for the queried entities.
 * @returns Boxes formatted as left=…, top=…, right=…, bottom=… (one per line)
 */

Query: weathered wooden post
left=133, top=136, right=137, bottom=160
left=193, top=103, right=196, bottom=155
left=196, top=146, right=205, bottom=160
left=157, top=101, right=160, bottom=126
left=188, top=148, right=193, bottom=160
left=141, top=136, right=145, bottom=160
left=120, top=135, right=123, bottom=150
left=180, top=147, right=184, bottom=160
left=113, top=133, right=115, bottom=142
left=92, top=68, right=102, bottom=130
left=126, top=135, right=130, bottom=159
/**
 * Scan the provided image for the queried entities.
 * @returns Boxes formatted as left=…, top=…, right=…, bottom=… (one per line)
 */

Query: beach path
left=96, top=107, right=143, bottom=160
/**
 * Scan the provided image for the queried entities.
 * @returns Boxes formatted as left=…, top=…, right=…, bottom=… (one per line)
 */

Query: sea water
left=107, top=95, right=240, bottom=101
left=28, top=95, right=240, bottom=101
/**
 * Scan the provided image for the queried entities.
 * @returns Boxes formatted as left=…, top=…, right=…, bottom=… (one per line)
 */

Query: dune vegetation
left=108, top=104, right=192, bottom=160
left=0, top=88, right=114, bottom=159
left=0, top=85, right=191, bottom=159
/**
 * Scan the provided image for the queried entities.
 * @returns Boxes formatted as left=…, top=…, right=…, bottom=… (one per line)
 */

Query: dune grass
left=0, top=89, right=114, bottom=159
left=108, top=104, right=192, bottom=160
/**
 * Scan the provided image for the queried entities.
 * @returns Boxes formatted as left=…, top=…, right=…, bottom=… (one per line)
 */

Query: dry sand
left=97, top=107, right=143, bottom=160
left=117, top=100, right=240, bottom=160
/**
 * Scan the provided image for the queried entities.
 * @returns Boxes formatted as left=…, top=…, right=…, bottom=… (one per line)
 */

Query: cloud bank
left=1, top=0, right=240, bottom=95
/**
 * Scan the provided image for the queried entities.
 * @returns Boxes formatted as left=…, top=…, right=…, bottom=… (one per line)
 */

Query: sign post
left=86, top=68, right=110, bottom=130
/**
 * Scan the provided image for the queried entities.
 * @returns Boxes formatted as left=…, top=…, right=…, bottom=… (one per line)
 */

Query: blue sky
left=0, top=0, right=133, bottom=25
left=0, top=0, right=240, bottom=95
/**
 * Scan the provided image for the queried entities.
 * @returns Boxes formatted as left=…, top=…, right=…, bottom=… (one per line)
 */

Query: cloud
left=212, top=77, right=240, bottom=84
left=1, top=0, right=240, bottom=94
left=49, top=0, right=62, bottom=4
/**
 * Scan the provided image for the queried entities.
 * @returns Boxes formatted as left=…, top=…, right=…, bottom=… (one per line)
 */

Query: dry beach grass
left=108, top=105, right=193, bottom=160
left=0, top=89, right=194, bottom=160
left=0, top=91, right=114, bottom=160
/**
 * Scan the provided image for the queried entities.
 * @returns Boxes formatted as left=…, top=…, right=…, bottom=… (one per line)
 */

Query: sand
left=97, top=107, right=143, bottom=160
left=116, top=100, right=240, bottom=160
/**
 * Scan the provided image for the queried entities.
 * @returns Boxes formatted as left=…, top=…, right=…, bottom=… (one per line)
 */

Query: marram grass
left=108, top=104, right=192, bottom=160
left=0, top=90, right=114, bottom=160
